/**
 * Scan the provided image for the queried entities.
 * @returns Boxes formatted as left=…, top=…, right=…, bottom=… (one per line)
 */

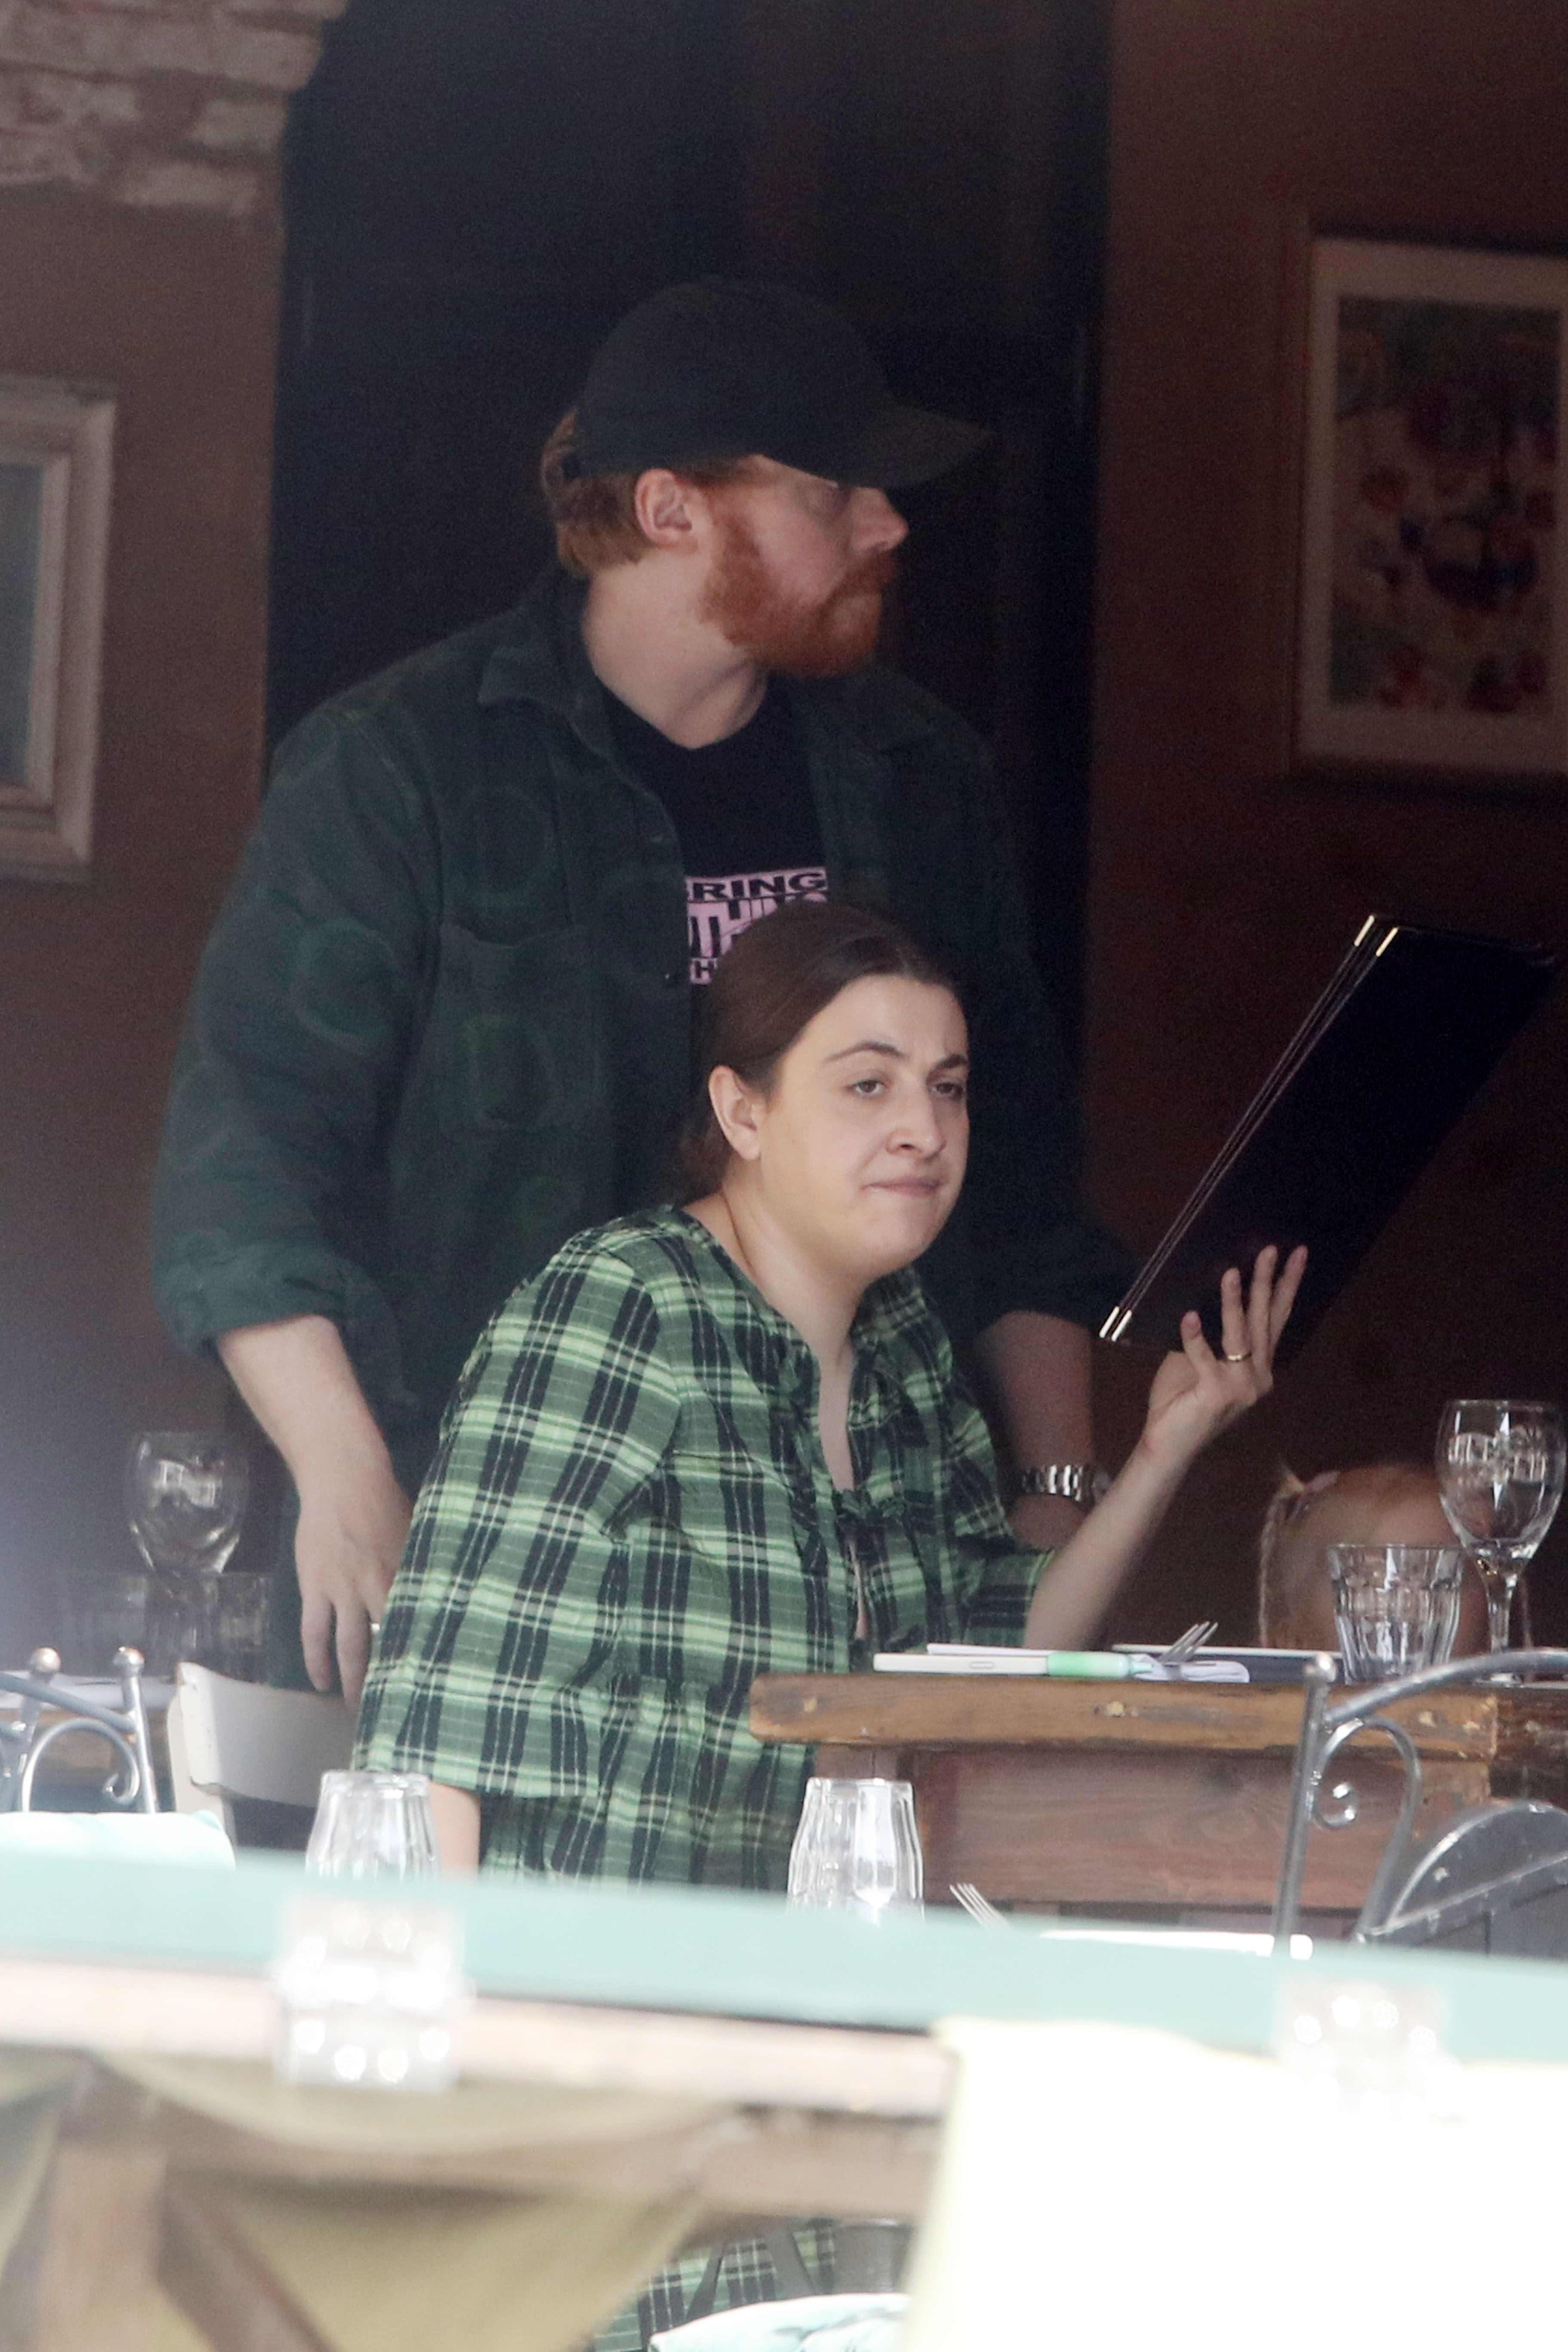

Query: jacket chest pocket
left=435, top=922, right=600, bottom=1132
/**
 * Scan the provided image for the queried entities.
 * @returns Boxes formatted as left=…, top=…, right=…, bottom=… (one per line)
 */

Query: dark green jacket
left=153, top=565, right=1129, bottom=1491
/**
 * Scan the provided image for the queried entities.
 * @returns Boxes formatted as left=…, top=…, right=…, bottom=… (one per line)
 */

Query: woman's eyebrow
left=822, top=1041, right=970, bottom=1070
left=823, top=1037, right=905, bottom=1062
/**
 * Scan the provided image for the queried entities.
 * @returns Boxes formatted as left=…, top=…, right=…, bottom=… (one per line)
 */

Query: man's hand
left=1008, top=1491, right=1087, bottom=1559
left=217, top=1314, right=411, bottom=1706
left=295, top=1452, right=411, bottom=1705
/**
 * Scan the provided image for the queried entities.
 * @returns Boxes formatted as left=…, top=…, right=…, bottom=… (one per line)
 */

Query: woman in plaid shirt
left=358, top=900, right=1303, bottom=1886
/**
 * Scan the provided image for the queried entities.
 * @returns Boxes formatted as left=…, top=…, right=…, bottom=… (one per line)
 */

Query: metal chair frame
left=1271, top=1647, right=1568, bottom=1949
left=1366, top=1799, right=1568, bottom=1951
left=0, top=1646, right=158, bottom=1816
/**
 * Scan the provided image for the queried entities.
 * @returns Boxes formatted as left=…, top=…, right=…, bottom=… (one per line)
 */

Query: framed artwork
left=0, top=375, right=115, bottom=876
left=1297, top=239, right=1568, bottom=777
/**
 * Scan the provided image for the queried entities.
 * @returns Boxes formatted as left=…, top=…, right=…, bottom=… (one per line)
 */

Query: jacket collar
left=475, top=564, right=940, bottom=756
left=476, top=566, right=616, bottom=753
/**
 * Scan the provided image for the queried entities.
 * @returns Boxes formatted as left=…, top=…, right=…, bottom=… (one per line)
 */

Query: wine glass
left=126, top=1431, right=249, bottom=1577
left=1435, top=1399, right=1566, bottom=1657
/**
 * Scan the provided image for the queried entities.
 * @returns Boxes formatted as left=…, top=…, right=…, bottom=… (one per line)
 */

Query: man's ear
left=633, top=469, right=710, bottom=554
left=707, top=1066, right=764, bottom=1162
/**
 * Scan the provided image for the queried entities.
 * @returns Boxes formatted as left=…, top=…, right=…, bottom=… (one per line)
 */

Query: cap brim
left=826, top=403, right=991, bottom=488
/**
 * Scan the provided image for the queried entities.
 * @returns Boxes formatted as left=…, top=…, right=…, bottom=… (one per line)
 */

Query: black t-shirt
left=605, top=682, right=827, bottom=985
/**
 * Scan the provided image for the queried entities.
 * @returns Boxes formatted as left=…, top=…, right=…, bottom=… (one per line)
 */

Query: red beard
left=701, top=509, right=896, bottom=677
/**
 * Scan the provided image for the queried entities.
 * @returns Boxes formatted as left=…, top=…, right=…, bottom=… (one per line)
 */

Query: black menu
left=1101, top=918, right=1559, bottom=1363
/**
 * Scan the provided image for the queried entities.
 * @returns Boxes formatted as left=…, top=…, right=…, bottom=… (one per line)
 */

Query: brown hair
left=540, top=407, right=761, bottom=577
left=674, top=900, right=956, bottom=1201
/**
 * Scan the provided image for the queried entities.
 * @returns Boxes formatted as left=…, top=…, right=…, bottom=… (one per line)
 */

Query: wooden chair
left=165, top=1663, right=354, bottom=1842
left=1273, top=1647, right=1568, bottom=1953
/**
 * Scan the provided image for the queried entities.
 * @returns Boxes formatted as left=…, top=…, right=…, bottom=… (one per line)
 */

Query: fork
left=1156, top=1619, right=1217, bottom=1666
left=949, top=1881, right=1012, bottom=1928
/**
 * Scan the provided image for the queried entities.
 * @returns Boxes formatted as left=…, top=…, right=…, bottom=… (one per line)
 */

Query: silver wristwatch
left=1017, top=1461, right=1112, bottom=1508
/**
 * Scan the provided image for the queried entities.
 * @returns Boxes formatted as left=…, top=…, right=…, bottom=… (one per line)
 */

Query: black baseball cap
left=570, top=279, right=989, bottom=489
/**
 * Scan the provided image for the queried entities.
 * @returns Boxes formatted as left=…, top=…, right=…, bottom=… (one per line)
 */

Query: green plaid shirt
left=356, top=1206, right=1042, bottom=1890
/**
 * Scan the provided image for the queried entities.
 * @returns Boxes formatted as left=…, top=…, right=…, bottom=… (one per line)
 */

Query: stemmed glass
left=126, top=1431, right=250, bottom=1574
left=1435, top=1399, right=1566, bottom=1658
left=125, top=1432, right=250, bottom=1672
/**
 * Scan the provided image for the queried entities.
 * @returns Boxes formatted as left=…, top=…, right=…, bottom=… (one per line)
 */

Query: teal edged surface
left=3, top=1847, right=1568, bottom=2067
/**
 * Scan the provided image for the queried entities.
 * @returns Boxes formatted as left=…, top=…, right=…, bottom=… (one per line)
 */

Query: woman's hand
left=1021, top=1244, right=1308, bottom=1651
left=1137, top=1244, right=1308, bottom=1475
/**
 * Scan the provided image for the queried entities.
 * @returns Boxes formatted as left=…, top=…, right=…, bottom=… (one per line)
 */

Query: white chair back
left=167, top=1663, right=354, bottom=1839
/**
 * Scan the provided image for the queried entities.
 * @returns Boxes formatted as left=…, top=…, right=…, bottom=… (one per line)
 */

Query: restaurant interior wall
left=10, top=0, right=1566, bottom=1666
left=0, top=193, right=279, bottom=1657
left=1086, top=0, right=1568, bottom=1642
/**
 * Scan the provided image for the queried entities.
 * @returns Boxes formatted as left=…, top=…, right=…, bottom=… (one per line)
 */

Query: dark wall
left=0, top=195, right=277, bottom=1656
left=1086, top=0, right=1568, bottom=1642
left=740, top=0, right=1110, bottom=1032
left=268, top=0, right=749, bottom=737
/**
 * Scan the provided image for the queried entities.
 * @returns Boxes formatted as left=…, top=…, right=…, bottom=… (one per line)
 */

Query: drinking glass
left=126, top=1432, right=249, bottom=1578
left=787, top=1777, right=923, bottom=1923
left=63, top=1569, right=156, bottom=1676
left=306, top=1770, right=440, bottom=1879
left=190, top=1571, right=272, bottom=1682
left=1329, top=1544, right=1464, bottom=1680
left=1436, top=1399, right=1567, bottom=1656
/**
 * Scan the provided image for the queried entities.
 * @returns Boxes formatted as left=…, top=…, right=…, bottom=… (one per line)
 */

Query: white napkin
left=651, top=2292, right=906, bottom=2351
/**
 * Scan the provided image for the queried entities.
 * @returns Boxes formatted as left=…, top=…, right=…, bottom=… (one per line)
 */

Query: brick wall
left=0, top=0, right=343, bottom=218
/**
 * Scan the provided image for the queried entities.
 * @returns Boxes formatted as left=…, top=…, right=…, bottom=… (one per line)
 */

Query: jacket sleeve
left=354, top=1244, right=682, bottom=1805
left=887, top=699, right=1136, bottom=1338
left=150, top=701, right=438, bottom=1428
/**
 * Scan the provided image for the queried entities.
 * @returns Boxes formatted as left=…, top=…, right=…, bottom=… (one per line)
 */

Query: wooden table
left=750, top=1672, right=1568, bottom=1918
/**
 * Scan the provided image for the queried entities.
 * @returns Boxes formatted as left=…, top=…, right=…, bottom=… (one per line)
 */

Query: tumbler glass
left=787, top=1776, right=923, bottom=1923
left=64, top=1569, right=156, bottom=1676
left=194, top=1571, right=271, bottom=1682
left=305, top=1770, right=439, bottom=1879
left=1329, top=1544, right=1464, bottom=1681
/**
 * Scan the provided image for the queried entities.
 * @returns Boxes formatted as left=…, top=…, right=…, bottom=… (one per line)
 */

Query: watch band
left=1017, top=1461, right=1112, bottom=1508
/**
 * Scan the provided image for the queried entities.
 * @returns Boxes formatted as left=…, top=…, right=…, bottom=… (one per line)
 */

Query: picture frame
left=1296, top=238, right=1568, bottom=778
left=0, top=374, right=115, bottom=877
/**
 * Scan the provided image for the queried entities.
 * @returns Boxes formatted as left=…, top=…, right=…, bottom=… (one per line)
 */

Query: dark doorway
left=269, top=0, right=1109, bottom=1039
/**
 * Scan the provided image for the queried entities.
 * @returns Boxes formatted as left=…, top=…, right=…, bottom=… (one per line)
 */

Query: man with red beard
left=153, top=280, right=1131, bottom=1697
